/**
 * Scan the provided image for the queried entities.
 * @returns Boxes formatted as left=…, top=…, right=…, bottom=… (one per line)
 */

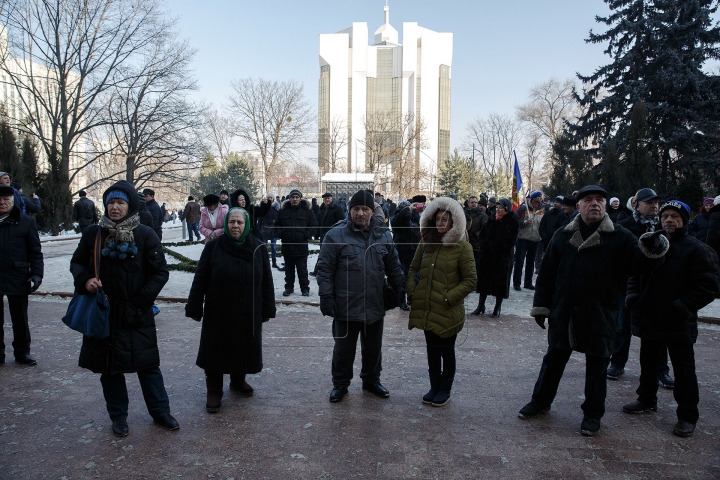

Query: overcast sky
left=172, top=0, right=613, bottom=160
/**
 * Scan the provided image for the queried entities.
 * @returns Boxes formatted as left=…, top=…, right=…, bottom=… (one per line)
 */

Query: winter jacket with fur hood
left=199, top=203, right=229, bottom=243
left=530, top=213, right=668, bottom=357
left=407, top=197, right=477, bottom=338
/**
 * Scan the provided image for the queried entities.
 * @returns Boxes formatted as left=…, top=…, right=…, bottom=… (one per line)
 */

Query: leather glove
left=534, top=315, right=546, bottom=329
left=640, top=229, right=667, bottom=254
left=320, top=296, right=335, bottom=317
left=191, top=316, right=201, bottom=322
left=29, top=275, right=42, bottom=293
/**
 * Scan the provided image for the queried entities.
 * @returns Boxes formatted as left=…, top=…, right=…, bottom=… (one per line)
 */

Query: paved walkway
left=1, top=297, right=718, bottom=478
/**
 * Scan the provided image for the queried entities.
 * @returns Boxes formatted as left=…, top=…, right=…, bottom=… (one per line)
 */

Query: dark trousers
left=637, top=338, right=699, bottom=423
left=513, top=239, right=539, bottom=287
left=331, top=318, right=384, bottom=387
left=188, top=221, right=200, bottom=241
left=531, top=346, right=610, bottom=420
left=284, top=255, right=309, bottom=291
left=611, top=297, right=670, bottom=376
left=424, top=331, right=457, bottom=378
left=0, top=295, right=31, bottom=360
left=534, top=241, right=544, bottom=273
left=99, top=367, right=171, bottom=421
left=473, top=251, right=482, bottom=283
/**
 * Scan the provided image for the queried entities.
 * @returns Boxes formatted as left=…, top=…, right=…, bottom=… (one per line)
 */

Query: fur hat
left=203, top=194, right=220, bottom=206
left=411, top=195, right=427, bottom=204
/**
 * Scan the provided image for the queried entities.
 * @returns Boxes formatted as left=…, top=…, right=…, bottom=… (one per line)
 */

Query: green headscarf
left=224, top=207, right=251, bottom=245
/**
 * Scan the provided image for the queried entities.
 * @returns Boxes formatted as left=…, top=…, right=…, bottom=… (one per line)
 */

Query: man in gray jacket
left=316, top=190, right=406, bottom=403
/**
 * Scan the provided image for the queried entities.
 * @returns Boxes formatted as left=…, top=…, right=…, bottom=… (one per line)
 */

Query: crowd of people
left=0, top=178, right=718, bottom=441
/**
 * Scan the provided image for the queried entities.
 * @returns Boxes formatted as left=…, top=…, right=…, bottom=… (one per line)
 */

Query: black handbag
left=62, top=229, right=110, bottom=338
left=383, top=281, right=399, bottom=311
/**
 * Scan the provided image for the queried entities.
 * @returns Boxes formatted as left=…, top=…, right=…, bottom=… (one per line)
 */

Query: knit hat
left=411, top=195, right=427, bottom=203
left=609, top=197, right=619, bottom=206
left=714, top=195, right=720, bottom=206
left=497, top=198, right=512, bottom=212
left=288, top=189, right=302, bottom=198
left=529, top=190, right=543, bottom=200
left=659, top=200, right=690, bottom=226
left=0, top=171, right=10, bottom=180
left=488, top=197, right=496, bottom=204
left=220, top=189, right=229, bottom=195
left=203, top=194, right=220, bottom=206
left=562, top=196, right=577, bottom=207
left=265, top=191, right=275, bottom=198
left=348, top=190, right=375, bottom=209
left=105, top=189, right=130, bottom=205
left=703, top=197, right=714, bottom=207
left=554, top=195, right=563, bottom=202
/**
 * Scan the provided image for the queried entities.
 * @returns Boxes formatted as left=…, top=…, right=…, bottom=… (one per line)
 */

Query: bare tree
left=464, top=113, right=524, bottom=198
left=359, top=111, right=397, bottom=174
left=202, top=107, right=235, bottom=162
left=388, top=112, right=429, bottom=198
left=226, top=78, right=313, bottom=194
left=319, top=115, right=348, bottom=174
left=520, top=131, right=545, bottom=192
left=516, top=77, right=580, bottom=146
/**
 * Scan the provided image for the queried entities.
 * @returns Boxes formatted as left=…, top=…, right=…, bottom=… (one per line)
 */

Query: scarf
left=208, top=207, right=219, bottom=229
left=632, top=209, right=658, bottom=233
left=224, top=207, right=251, bottom=245
left=100, top=213, right=140, bottom=244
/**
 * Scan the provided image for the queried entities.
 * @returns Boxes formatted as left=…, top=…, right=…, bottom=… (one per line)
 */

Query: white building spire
left=374, top=2, right=398, bottom=44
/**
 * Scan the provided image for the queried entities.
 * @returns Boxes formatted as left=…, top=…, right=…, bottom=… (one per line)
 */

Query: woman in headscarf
left=185, top=207, right=276, bottom=413
left=69, top=180, right=177, bottom=438
left=199, top=194, right=228, bottom=243
left=472, top=198, right=520, bottom=318
left=406, top=197, right=477, bottom=407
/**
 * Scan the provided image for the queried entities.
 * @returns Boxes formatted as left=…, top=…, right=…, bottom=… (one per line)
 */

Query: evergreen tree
left=20, top=137, right=40, bottom=191
left=437, top=149, right=470, bottom=197
left=622, top=103, right=655, bottom=198
left=545, top=132, right=596, bottom=197
left=600, top=139, right=623, bottom=198
left=195, top=152, right=257, bottom=199
left=675, top=166, right=705, bottom=212
left=0, top=121, right=21, bottom=180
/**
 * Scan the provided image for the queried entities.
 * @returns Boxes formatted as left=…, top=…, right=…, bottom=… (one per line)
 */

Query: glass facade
left=438, top=64, right=451, bottom=167
left=318, top=65, right=330, bottom=173
left=365, top=47, right=402, bottom=172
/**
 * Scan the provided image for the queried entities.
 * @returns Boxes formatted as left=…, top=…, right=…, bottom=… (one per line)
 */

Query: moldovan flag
left=512, top=150, right=522, bottom=212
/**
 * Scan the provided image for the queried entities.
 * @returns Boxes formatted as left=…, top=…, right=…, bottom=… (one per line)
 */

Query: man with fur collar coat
left=274, top=189, right=318, bottom=296
left=518, top=185, right=670, bottom=437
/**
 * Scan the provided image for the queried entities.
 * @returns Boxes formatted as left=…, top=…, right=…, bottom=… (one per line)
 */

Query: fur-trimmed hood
left=281, top=198, right=312, bottom=211
left=420, top=196, right=467, bottom=246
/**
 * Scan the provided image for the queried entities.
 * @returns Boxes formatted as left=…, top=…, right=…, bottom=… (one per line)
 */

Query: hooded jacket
left=70, top=180, right=169, bottom=374
left=407, top=197, right=477, bottom=338
left=530, top=213, right=668, bottom=357
left=229, top=189, right=268, bottom=240
left=274, top=198, right=318, bottom=257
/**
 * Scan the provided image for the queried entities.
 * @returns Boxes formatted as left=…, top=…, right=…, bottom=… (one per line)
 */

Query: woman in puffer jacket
left=406, top=197, right=477, bottom=407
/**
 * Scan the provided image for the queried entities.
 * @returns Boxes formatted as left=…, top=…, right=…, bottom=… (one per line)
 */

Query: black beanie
left=348, top=190, right=375, bottom=209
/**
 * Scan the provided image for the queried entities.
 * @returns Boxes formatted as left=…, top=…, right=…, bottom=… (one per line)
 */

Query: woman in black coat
left=185, top=207, right=276, bottom=413
left=69, top=180, right=176, bottom=437
left=472, top=198, right=519, bottom=317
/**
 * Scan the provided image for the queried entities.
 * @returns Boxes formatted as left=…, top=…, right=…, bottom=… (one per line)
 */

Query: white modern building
left=318, top=5, right=452, bottom=193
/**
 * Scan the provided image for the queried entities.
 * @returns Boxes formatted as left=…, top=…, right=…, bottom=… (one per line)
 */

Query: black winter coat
left=229, top=189, right=267, bottom=240
left=688, top=213, right=710, bottom=242
left=391, top=205, right=421, bottom=246
left=476, top=212, right=518, bottom=297
left=539, top=207, right=564, bottom=248
left=466, top=208, right=488, bottom=252
left=185, top=234, right=276, bottom=374
left=0, top=206, right=43, bottom=295
left=70, top=181, right=169, bottom=374
left=274, top=199, right=318, bottom=257
left=317, top=201, right=345, bottom=241
left=138, top=198, right=154, bottom=228
left=608, top=205, right=631, bottom=223
left=145, top=199, right=163, bottom=238
left=704, top=204, right=720, bottom=258
left=627, top=227, right=719, bottom=344
left=531, top=214, right=668, bottom=357
left=73, top=198, right=98, bottom=226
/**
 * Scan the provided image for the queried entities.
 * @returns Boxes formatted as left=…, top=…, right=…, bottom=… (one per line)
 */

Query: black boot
left=491, top=297, right=503, bottom=318
left=431, top=375, right=454, bottom=407
left=205, top=372, right=223, bottom=413
left=471, top=294, right=487, bottom=315
left=422, top=372, right=442, bottom=404
left=272, top=259, right=278, bottom=269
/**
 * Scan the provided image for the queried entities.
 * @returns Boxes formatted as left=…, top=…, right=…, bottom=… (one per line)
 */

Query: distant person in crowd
left=392, top=195, right=425, bottom=310
left=613, top=188, right=674, bottom=388
left=183, top=196, right=201, bottom=242
left=73, top=190, right=99, bottom=233
left=616, top=196, right=635, bottom=223
left=688, top=197, right=714, bottom=241
left=70, top=180, right=177, bottom=437
left=219, top=190, right=230, bottom=206
left=0, top=184, right=43, bottom=366
left=465, top=196, right=488, bottom=307
left=407, top=197, right=476, bottom=406
left=316, top=190, right=405, bottom=403
left=142, top=188, right=163, bottom=240
left=514, top=190, right=544, bottom=291
left=311, top=197, right=320, bottom=228
left=274, top=189, right=318, bottom=297
left=199, top=194, right=228, bottom=243
left=607, top=196, right=629, bottom=223
left=179, top=208, right=186, bottom=240
left=703, top=195, right=720, bottom=258
left=229, top=189, right=267, bottom=240
left=520, top=185, right=669, bottom=437
left=337, top=197, right=348, bottom=218
left=12, top=183, right=40, bottom=214
left=473, top=198, right=519, bottom=317
left=386, top=198, right=397, bottom=224
left=136, top=192, right=153, bottom=227
left=622, top=200, right=720, bottom=437
left=539, top=196, right=565, bottom=253
left=186, top=207, right=276, bottom=413
left=486, top=197, right=497, bottom=218
left=170, top=208, right=177, bottom=224
left=559, top=196, right=578, bottom=228
left=0, top=172, right=27, bottom=214
left=160, top=203, right=168, bottom=222
left=258, top=192, right=280, bottom=269
left=310, top=192, right=345, bottom=277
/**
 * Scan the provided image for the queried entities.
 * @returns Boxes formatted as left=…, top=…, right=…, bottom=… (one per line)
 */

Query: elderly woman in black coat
left=70, top=180, right=176, bottom=438
left=471, top=198, right=519, bottom=318
left=186, top=207, right=276, bottom=413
